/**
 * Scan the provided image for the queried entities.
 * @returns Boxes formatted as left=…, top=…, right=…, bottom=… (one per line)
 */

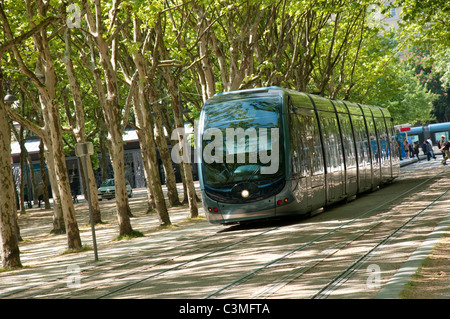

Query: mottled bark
left=63, top=28, right=102, bottom=223
left=0, top=78, right=22, bottom=269
left=82, top=0, right=133, bottom=236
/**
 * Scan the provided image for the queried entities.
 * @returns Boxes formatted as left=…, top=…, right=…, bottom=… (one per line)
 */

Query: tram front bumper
left=202, top=194, right=276, bottom=224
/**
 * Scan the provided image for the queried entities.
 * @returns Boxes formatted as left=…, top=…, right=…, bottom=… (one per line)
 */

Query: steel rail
left=310, top=186, right=450, bottom=299
left=203, top=166, right=447, bottom=299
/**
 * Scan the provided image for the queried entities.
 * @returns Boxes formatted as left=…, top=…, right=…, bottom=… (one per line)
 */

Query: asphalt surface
left=0, top=156, right=448, bottom=308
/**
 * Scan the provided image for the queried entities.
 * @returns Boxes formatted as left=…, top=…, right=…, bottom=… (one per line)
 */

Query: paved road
left=1, top=158, right=448, bottom=310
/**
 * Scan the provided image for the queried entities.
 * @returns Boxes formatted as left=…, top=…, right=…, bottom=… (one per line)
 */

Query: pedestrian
left=440, top=140, right=450, bottom=165
left=403, top=138, right=409, bottom=158
left=426, top=138, right=436, bottom=159
left=437, top=135, right=447, bottom=159
left=422, top=140, right=431, bottom=161
left=24, top=184, right=32, bottom=208
left=413, top=141, right=420, bottom=161
left=408, top=138, right=414, bottom=158
left=35, top=183, right=44, bottom=208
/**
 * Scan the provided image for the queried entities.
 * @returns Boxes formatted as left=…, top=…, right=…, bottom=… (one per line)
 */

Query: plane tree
left=1, top=0, right=83, bottom=250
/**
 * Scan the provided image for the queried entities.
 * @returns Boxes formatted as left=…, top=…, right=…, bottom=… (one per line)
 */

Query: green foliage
left=404, top=49, right=450, bottom=123
left=2, top=0, right=447, bottom=154
left=398, top=0, right=450, bottom=51
left=383, top=63, right=436, bottom=124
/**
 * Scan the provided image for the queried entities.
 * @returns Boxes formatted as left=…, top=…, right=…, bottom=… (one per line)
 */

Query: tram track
left=3, top=164, right=447, bottom=299
left=203, top=166, right=449, bottom=299
left=94, top=165, right=447, bottom=299
left=92, top=225, right=282, bottom=299
left=73, top=165, right=449, bottom=299
left=6, top=222, right=283, bottom=299
left=311, top=185, right=450, bottom=299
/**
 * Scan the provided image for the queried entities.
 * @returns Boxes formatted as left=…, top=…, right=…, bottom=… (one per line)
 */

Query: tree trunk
left=46, top=100, right=82, bottom=249
left=83, top=0, right=133, bottom=236
left=109, top=128, right=133, bottom=235
left=39, top=140, right=50, bottom=209
left=150, top=95, right=181, bottom=207
left=63, top=28, right=102, bottom=224
left=125, top=17, right=172, bottom=223
left=133, top=85, right=171, bottom=226
left=154, top=19, right=198, bottom=217
left=0, top=81, right=22, bottom=269
left=165, top=78, right=198, bottom=218
left=45, top=144, right=65, bottom=234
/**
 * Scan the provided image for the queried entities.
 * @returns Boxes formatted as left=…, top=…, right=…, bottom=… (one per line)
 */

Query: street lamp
left=3, top=90, right=18, bottom=104
left=75, top=142, right=99, bottom=262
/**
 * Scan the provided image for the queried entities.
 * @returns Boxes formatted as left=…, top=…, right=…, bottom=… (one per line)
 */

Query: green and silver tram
left=197, top=87, right=400, bottom=224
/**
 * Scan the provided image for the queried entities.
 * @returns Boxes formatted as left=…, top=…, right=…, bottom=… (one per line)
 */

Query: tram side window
left=353, top=118, right=370, bottom=165
left=375, top=119, right=389, bottom=160
left=297, top=113, right=323, bottom=176
left=385, top=119, right=398, bottom=158
left=339, top=117, right=356, bottom=168
left=320, top=114, right=343, bottom=172
left=434, top=132, right=449, bottom=142
left=364, top=117, right=379, bottom=162
left=289, top=113, right=306, bottom=177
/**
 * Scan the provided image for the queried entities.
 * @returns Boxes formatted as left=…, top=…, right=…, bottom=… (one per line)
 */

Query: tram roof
left=209, top=87, right=390, bottom=119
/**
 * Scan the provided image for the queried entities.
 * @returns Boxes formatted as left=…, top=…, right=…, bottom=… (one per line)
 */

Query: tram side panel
left=281, top=94, right=326, bottom=216
left=334, top=103, right=358, bottom=197
left=307, top=94, right=347, bottom=206
left=374, top=117, right=392, bottom=183
left=386, top=118, right=400, bottom=179
left=363, top=109, right=381, bottom=189
left=317, top=111, right=346, bottom=204
left=352, top=114, right=372, bottom=193
left=287, top=103, right=312, bottom=214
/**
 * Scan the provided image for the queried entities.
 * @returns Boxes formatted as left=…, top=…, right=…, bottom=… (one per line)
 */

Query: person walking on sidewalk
left=422, top=140, right=432, bottom=161
left=413, top=141, right=420, bottom=161
left=437, top=135, right=447, bottom=159
left=440, top=140, right=450, bottom=165
left=427, top=138, right=436, bottom=159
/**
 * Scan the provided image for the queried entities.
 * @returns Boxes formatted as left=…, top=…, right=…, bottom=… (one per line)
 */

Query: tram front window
left=201, top=96, right=284, bottom=202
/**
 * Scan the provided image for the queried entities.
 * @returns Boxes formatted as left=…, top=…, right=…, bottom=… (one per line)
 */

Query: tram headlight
left=241, top=190, right=250, bottom=198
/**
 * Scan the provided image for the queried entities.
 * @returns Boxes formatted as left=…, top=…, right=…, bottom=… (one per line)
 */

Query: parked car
left=98, top=178, right=133, bottom=200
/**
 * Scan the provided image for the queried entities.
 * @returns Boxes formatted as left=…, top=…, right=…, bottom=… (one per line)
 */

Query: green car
left=98, top=178, right=133, bottom=200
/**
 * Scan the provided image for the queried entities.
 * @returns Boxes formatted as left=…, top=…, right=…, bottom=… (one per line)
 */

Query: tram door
left=352, top=116, right=372, bottom=192
left=337, top=114, right=358, bottom=197
left=375, top=118, right=391, bottom=183
left=290, top=106, right=325, bottom=212
left=365, top=114, right=381, bottom=188
left=319, top=112, right=345, bottom=204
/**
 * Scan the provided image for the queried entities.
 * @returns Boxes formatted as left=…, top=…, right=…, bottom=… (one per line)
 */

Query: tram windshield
left=201, top=96, right=284, bottom=189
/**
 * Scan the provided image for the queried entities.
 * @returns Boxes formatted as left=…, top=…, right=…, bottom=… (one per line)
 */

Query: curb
left=376, top=211, right=450, bottom=298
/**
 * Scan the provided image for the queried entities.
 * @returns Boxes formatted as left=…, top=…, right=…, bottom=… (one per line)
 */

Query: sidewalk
left=0, top=183, right=206, bottom=298
left=399, top=153, right=442, bottom=166
left=1, top=169, right=448, bottom=299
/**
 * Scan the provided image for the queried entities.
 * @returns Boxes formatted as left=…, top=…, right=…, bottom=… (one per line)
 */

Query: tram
left=401, top=122, right=450, bottom=146
left=196, top=87, right=400, bottom=224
